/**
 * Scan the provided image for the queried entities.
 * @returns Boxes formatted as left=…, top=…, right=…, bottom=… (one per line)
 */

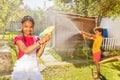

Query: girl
left=11, top=15, right=50, bottom=80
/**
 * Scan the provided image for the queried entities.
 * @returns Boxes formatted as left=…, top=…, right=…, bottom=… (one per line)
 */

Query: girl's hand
left=40, top=34, right=51, bottom=44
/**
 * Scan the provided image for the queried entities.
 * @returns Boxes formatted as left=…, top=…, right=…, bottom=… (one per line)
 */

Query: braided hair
left=21, top=15, right=35, bottom=42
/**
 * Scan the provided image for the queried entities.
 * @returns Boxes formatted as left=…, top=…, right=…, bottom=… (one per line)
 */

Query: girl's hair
left=21, top=15, right=34, bottom=25
left=21, top=15, right=35, bottom=42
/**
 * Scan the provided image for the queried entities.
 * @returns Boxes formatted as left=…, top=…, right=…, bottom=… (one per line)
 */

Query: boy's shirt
left=92, top=35, right=103, bottom=53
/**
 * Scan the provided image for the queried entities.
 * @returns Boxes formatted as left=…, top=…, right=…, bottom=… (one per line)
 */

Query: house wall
left=71, top=18, right=95, bottom=32
left=47, top=10, right=95, bottom=52
left=101, top=17, right=120, bottom=49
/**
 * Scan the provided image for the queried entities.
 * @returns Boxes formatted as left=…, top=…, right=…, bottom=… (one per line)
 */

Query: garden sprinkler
left=39, top=26, right=55, bottom=38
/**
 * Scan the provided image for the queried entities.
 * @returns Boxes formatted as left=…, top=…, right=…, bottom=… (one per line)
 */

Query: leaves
left=52, top=0, right=120, bottom=26
left=0, top=0, right=23, bottom=31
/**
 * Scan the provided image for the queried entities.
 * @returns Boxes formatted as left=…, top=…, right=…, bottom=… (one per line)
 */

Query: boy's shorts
left=93, top=51, right=101, bottom=63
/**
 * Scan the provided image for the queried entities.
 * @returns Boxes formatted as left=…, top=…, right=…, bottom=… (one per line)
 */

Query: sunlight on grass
left=0, top=61, right=120, bottom=80
left=42, top=61, right=120, bottom=80
left=0, top=75, right=11, bottom=80
left=46, top=48, right=62, bottom=61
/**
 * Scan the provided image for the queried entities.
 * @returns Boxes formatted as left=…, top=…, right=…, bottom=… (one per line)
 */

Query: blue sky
left=23, top=0, right=53, bottom=10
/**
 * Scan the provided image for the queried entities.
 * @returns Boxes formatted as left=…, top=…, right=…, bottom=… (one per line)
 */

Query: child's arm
left=81, top=31, right=95, bottom=40
left=16, top=34, right=50, bottom=54
left=16, top=40, right=40, bottom=54
left=36, top=42, right=47, bottom=57
left=37, top=34, right=51, bottom=57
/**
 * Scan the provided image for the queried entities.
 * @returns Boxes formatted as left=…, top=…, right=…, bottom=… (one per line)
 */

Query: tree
left=88, top=0, right=120, bottom=26
left=0, top=0, right=23, bottom=30
left=52, top=0, right=74, bottom=12
left=52, top=0, right=120, bottom=26
left=73, top=0, right=90, bottom=17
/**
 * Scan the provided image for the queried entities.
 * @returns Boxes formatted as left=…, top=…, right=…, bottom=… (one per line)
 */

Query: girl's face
left=22, top=21, right=34, bottom=36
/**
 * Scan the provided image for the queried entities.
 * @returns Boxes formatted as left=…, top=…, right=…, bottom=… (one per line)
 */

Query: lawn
left=41, top=61, right=120, bottom=80
left=1, top=61, right=120, bottom=80
left=1, top=50, right=120, bottom=80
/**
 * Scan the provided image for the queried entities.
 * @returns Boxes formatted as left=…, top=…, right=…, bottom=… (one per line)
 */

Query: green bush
left=73, top=43, right=92, bottom=59
left=0, top=76, right=11, bottom=80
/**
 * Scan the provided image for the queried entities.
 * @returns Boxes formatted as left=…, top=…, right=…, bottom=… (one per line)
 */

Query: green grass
left=10, top=48, right=17, bottom=65
left=39, top=58, right=45, bottom=64
left=42, top=64, right=95, bottom=80
left=42, top=61, right=120, bottom=80
left=0, top=76, right=11, bottom=80
left=100, top=62, right=120, bottom=80
left=0, top=61, right=120, bottom=80
left=46, top=48, right=62, bottom=61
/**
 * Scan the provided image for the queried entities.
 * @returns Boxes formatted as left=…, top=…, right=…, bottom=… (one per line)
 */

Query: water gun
left=39, top=26, right=55, bottom=38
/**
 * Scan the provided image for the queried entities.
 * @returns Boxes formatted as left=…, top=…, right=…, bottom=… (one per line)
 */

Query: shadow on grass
left=58, top=52, right=94, bottom=68
left=111, top=62, right=120, bottom=70
left=110, top=62, right=120, bottom=77
left=100, top=73, right=107, bottom=80
left=72, top=62, right=94, bottom=68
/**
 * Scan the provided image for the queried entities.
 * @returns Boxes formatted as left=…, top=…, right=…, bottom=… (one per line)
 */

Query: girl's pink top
left=14, top=35, right=40, bottom=59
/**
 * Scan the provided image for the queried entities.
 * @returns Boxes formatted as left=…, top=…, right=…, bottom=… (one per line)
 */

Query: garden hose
left=83, top=38, right=92, bottom=65
left=83, top=38, right=99, bottom=79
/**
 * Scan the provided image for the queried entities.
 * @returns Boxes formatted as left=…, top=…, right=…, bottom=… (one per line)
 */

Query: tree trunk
left=97, top=15, right=103, bottom=27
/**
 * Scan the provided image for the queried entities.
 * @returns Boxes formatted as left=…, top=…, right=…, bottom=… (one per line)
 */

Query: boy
left=81, top=27, right=103, bottom=79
